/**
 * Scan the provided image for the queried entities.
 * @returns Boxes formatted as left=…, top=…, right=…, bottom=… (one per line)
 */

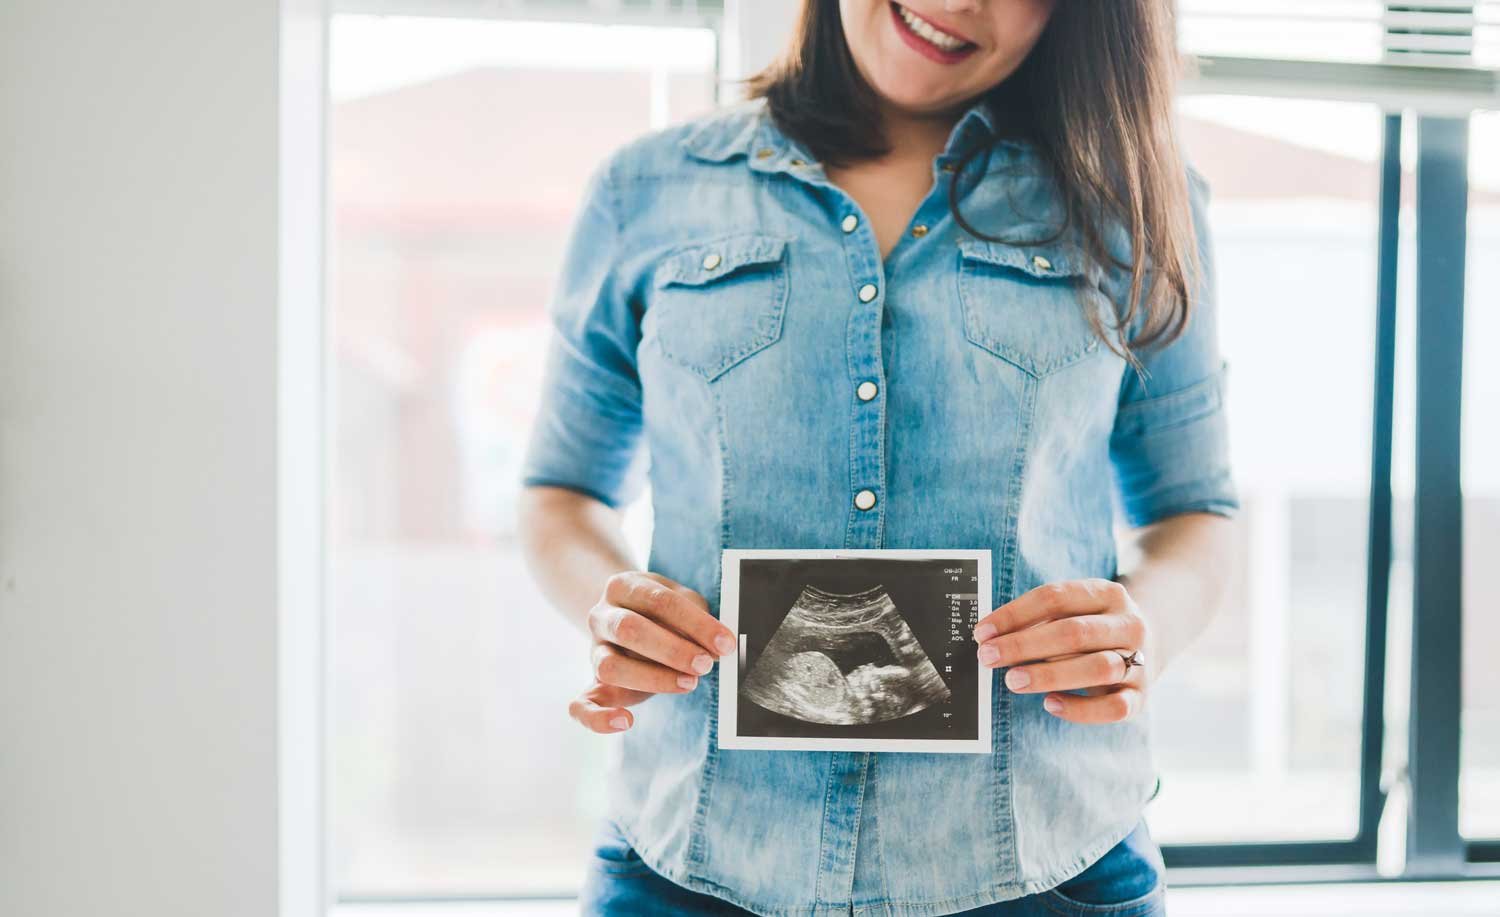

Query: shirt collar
left=678, top=97, right=767, bottom=163
left=946, top=92, right=1001, bottom=155
left=679, top=94, right=1032, bottom=172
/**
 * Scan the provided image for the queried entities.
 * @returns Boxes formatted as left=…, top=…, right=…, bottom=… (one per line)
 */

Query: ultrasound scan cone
left=740, top=583, right=952, bottom=725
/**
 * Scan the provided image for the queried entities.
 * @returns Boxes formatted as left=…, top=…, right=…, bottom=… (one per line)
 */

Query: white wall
left=721, top=0, right=800, bottom=89
left=0, top=3, right=300, bottom=915
left=0, top=1, right=785, bottom=913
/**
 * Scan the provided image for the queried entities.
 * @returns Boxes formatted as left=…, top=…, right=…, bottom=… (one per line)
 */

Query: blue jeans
left=578, top=815, right=1167, bottom=916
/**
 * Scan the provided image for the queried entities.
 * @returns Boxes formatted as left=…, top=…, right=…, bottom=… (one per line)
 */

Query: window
left=321, top=2, right=1500, bottom=902
left=326, top=11, right=716, bottom=897
left=1167, top=5, right=1500, bottom=872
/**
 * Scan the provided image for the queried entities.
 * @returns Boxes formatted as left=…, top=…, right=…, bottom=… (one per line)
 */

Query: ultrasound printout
left=718, top=549, right=993, bottom=754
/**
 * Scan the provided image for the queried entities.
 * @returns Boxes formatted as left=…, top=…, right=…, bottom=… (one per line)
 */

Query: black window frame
left=1165, top=68, right=1500, bottom=890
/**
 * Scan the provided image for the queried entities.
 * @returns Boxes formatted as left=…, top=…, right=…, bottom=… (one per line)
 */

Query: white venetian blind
left=332, top=0, right=723, bottom=25
left=1180, top=0, right=1499, bottom=69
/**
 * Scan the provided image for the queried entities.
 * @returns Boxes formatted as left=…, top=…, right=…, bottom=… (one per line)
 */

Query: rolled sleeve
left=1108, top=165, right=1241, bottom=528
left=518, top=156, right=648, bottom=510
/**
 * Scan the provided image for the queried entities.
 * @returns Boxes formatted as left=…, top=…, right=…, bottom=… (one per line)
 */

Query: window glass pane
left=1461, top=109, right=1500, bottom=841
left=1147, top=96, right=1382, bottom=843
left=327, top=13, right=715, bottom=896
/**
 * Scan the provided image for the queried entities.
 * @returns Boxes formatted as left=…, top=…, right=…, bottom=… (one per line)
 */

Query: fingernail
left=692, top=654, right=714, bottom=675
left=715, top=633, right=736, bottom=655
left=678, top=674, right=697, bottom=690
left=973, top=622, right=997, bottom=642
left=1005, top=669, right=1030, bottom=690
left=978, top=644, right=1000, bottom=666
left=1043, top=696, right=1063, bottom=715
left=610, top=716, right=630, bottom=730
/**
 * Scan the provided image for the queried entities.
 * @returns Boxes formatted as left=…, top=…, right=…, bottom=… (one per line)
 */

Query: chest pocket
left=956, top=236, right=1102, bottom=378
left=648, top=231, right=791, bottom=382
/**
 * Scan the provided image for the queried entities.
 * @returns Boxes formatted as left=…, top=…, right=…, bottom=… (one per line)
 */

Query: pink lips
left=888, top=2, right=978, bottom=65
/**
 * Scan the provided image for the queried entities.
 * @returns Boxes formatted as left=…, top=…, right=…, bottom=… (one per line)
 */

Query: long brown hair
left=737, top=1, right=1200, bottom=375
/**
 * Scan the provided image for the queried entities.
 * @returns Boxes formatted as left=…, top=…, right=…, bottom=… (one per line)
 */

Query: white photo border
left=718, top=548, right=993, bottom=754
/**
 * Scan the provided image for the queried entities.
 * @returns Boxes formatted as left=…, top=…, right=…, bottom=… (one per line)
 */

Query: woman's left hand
left=972, top=578, right=1155, bottom=724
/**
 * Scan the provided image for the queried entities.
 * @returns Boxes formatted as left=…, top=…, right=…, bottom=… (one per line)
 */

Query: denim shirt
left=520, top=94, right=1239, bottom=917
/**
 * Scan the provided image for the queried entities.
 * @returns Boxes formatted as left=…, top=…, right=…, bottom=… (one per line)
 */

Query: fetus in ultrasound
left=740, top=583, right=951, bottom=726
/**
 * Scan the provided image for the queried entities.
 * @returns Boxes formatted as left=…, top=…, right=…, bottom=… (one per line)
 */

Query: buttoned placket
left=745, top=108, right=996, bottom=543
left=742, top=109, right=995, bottom=915
left=747, top=133, right=892, bottom=557
left=747, top=137, right=880, bottom=914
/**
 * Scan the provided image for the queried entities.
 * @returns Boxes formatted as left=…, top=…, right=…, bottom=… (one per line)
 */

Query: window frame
left=1163, top=84, right=1500, bottom=888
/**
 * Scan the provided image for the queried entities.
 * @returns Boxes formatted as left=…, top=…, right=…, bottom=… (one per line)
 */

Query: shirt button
left=857, top=283, right=878, bottom=303
left=702, top=252, right=722, bottom=270
left=856, top=380, right=879, bottom=401
left=854, top=489, right=877, bottom=511
left=1032, top=254, right=1052, bottom=271
left=940, top=162, right=956, bottom=173
left=841, top=214, right=859, bottom=233
left=755, top=147, right=775, bottom=159
left=911, top=224, right=928, bottom=238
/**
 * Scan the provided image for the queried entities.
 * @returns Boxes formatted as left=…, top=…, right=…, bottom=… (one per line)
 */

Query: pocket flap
left=655, top=232, right=789, bottom=288
left=958, top=235, right=1088, bottom=279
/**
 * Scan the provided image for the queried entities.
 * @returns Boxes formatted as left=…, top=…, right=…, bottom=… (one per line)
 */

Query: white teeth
left=895, top=3, right=970, bottom=52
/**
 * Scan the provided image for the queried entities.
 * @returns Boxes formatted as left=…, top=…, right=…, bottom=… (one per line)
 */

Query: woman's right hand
left=568, top=570, right=737, bottom=734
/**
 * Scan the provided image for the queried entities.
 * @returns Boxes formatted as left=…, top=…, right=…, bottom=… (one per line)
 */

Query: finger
left=606, top=571, right=737, bottom=658
left=640, top=570, right=708, bottom=613
left=973, top=578, right=1126, bottom=642
left=977, top=613, right=1133, bottom=668
left=592, top=681, right=656, bottom=707
left=1041, top=684, right=1143, bottom=723
left=1002, top=649, right=1130, bottom=693
left=592, top=642, right=703, bottom=695
left=567, top=680, right=654, bottom=734
left=590, top=603, right=720, bottom=678
left=1073, top=662, right=1148, bottom=695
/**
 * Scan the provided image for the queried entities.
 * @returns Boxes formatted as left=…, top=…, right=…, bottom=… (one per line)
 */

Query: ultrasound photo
left=718, top=549, right=993, bottom=754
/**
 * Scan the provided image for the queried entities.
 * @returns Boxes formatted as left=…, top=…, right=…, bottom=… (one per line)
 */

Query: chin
left=866, top=73, right=968, bottom=116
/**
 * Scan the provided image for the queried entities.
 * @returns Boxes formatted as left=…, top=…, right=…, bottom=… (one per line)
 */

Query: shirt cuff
left=1110, top=360, right=1241, bottom=527
left=518, top=335, right=647, bottom=510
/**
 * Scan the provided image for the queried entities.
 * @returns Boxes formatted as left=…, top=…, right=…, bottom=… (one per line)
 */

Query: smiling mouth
left=889, top=1, right=978, bottom=56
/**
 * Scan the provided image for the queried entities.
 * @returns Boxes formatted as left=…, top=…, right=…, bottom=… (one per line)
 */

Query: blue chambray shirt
left=520, top=94, right=1239, bottom=917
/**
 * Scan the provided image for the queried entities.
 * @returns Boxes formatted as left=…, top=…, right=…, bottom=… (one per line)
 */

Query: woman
left=517, top=1, right=1239, bottom=914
